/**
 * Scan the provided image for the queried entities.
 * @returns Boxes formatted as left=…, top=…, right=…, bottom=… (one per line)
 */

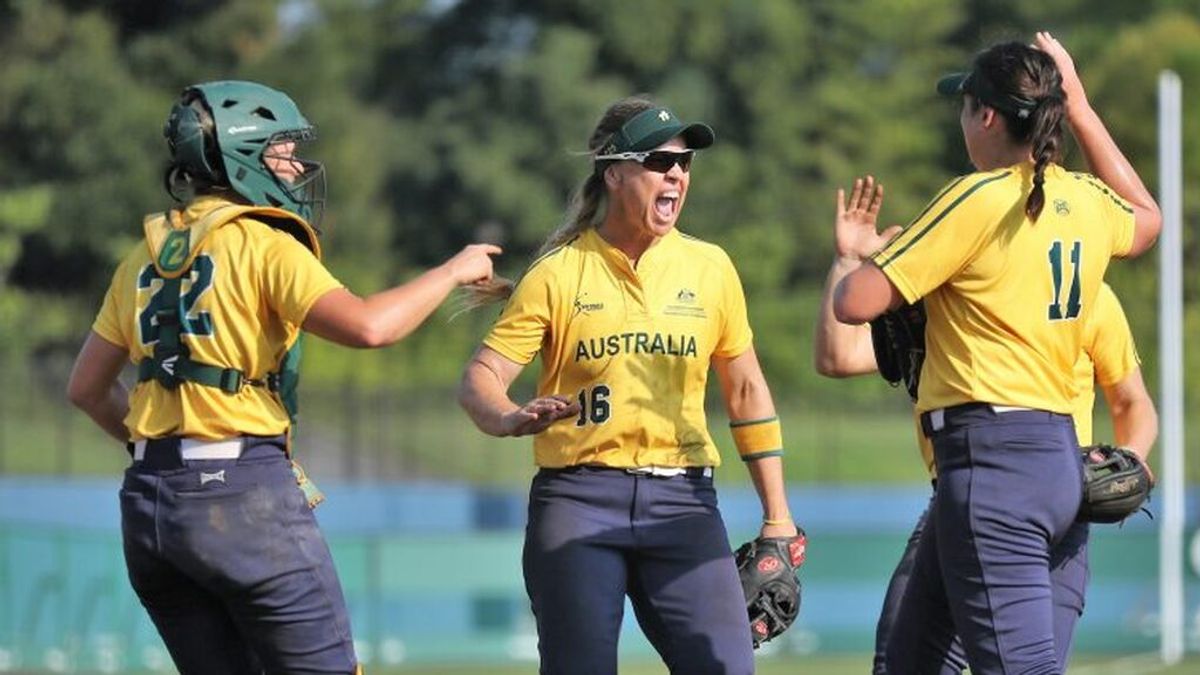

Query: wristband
left=730, top=416, right=783, bottom=461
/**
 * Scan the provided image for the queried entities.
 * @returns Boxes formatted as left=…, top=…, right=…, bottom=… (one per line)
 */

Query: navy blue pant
left=120, top=436, right=358, bottom=674
left=875, top=491, right=1089, bottom=674
left=886, top=405, right=1087, bottom=675
left=523, top=466, right=754, bottom=675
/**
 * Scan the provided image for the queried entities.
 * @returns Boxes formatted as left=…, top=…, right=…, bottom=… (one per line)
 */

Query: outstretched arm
left=304, top=244, right=501, bottom=348
left=1035, top=32, right=1161, bottom=256
left=815, top=176, right=897, bottom=376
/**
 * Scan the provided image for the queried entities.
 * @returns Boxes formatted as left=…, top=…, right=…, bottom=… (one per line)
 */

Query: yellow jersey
left=484, top=227, right=754, bottom=468
left=916, top=281, right=1139, bottom=475
left=874, top=162, right=1135, bottom=414
left=92, top=196, right=343, bottom=440
left=1069, top=282, right=1140, bottom=446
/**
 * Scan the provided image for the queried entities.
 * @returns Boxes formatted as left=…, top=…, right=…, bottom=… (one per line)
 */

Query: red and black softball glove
left=734, top=529, right=807, bottom=648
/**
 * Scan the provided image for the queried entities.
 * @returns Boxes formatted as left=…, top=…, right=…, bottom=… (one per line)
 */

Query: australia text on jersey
left=574, top=332, right=699, bottom=361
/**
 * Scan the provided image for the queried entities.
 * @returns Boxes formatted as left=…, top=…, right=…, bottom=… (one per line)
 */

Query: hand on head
left=1034, top=32, right=1086, bottom=114
left=834, top=176, right=900, bottom=261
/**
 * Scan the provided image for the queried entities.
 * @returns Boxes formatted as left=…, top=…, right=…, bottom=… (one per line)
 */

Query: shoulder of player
left=1062, top=170, right=1134, bottom=213
left=520, top=234, right=589, bottom=281
left=907, top=168, right=1017, bottom=228
left=674, top=231, right=734, bottom=268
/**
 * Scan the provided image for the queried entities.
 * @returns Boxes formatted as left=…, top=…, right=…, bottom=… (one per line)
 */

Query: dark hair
left=968, top=42, right=1065, bottom=221
left=462, top=95, right=657, bottom=308
left=162, top=92, right=228, bottom=202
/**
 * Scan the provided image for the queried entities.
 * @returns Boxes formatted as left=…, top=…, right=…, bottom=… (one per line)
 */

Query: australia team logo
left=664, top=288, right=705, bottom=318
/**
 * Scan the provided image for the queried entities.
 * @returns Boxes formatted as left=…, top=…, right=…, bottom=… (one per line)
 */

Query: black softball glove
left=870, top=300, right=927, bottom=402
left=734, top=530, right=806, bottom=648
left=1078, top=444, right=1153, bottom=524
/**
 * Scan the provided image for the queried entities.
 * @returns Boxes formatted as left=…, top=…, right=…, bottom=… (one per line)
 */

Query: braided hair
left=969, top=42, right=1066, bottom=221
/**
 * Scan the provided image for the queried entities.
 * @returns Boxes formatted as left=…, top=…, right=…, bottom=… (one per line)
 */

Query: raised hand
left=445, top=243, right=502, bottom=286
left=500, top=395, right=582, bottom=437
left=834, top=176, right=899, bottom=261
left=1034, top=31, right=1087, bottom=117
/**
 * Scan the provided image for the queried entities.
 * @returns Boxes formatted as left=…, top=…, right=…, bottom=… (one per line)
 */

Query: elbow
left=814, top=354, right=851, bottom=378
left=832, top=302, right=868, bottom=326
left=353, top=317, right=393, bottom=349
left=455, top=375, right=473, bottom=414
left=66, top=378, right=95, bottom=412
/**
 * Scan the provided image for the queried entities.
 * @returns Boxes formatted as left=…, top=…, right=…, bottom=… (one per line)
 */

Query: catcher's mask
left=164, top=80, right=327, bottom=231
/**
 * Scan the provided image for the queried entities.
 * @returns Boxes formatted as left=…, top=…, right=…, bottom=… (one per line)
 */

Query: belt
left=624, top=466, right=713, bottom=478
left=921, top=403, right=1039, bottom=435
left=132, top=437, right=245, bottom=461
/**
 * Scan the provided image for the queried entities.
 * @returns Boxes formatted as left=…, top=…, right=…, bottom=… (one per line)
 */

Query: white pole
left=1157, top=69, right=1185, bottom=666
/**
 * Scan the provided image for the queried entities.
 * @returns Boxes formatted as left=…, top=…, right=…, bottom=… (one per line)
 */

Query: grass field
left=366, top=653, right=1200, bottom=674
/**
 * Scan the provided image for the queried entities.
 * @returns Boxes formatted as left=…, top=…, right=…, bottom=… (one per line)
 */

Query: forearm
left=815, top=257, right=876, bottom=376
left=1110, top=397, right=1158, bottom=459
left=76, top=382, right=131, bottom=443
left=457, top=361, right=520, bottom=437
left=362, top=264, right=459, bottom=345
left=746, top=456, right=793, bottom=522
left=1068, top=105, right=1153, bottom=207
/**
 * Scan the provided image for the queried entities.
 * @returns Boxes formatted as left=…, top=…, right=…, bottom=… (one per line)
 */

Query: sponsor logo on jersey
left=1054, top=198, right=1070, bottom=216
left=574, top=332, right=698, bottom=361
left=573, top=292, right=605, bottom=316
left=160, top=355, right=179, bottom=375
left=200, top=470, right=226, bottom=486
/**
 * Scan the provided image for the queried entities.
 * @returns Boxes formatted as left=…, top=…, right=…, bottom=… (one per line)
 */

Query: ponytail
left=458, top=172, right=607, bottom=310
left=1026, top=92, right=1065, bottom=221
left=461, top=96, right=654, bottom=310
left=972, top=43, right=1066, bottom=222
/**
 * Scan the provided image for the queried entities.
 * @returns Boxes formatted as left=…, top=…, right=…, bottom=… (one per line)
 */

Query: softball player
left=457, top=97, right=798, bottom=675
left=832, top=34, right=1161, bottom=674
left=816, top=177, right=1157, bottom=674
left=66, top=80, right=498, bottom=674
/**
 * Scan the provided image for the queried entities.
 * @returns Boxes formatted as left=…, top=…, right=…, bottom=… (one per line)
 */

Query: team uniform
left=873, top=163, right=1135, bottom=674
left=872, top=283, right=1140, bottom=674
left=92, top=195, right=358, bottom=673
left=484, top=227, right=758, bottom=674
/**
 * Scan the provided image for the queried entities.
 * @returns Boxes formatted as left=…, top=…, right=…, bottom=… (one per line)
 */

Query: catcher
left=815, top=175, right=1157, bottom=674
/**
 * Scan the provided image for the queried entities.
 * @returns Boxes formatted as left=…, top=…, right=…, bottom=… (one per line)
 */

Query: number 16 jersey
left=484, top=228, right=754, bottom=469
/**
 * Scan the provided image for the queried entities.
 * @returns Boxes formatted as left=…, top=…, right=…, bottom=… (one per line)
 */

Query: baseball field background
left=3, top=1, right=1200, bottom=673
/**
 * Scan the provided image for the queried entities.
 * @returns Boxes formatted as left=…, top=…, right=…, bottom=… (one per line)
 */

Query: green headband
left=937, top=70, right=1038, bottom=120
left=598, top=107, right=715, bottom=155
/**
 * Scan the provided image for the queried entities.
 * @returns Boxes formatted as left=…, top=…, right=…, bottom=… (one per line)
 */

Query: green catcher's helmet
left=164, top=80, right=326, bottom=228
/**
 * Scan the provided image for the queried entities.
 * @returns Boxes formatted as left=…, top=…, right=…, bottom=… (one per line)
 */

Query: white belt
left=925, top=405, right=1032, bottom=433
left=133, top=438, right=245, bottom=461
left=624, top=466, right=713, bottom=478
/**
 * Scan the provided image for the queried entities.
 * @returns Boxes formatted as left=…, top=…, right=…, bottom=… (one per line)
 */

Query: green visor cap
left=603, top=107, right=715, bottom=154
left=936, top=71, right=1036, bottom=120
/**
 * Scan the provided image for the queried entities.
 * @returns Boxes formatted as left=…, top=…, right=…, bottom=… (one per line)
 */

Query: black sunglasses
left=594, top=150, right=695, bottom=173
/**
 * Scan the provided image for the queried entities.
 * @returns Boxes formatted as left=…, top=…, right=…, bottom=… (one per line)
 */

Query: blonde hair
left=462, top=95, right=658, bottom=308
